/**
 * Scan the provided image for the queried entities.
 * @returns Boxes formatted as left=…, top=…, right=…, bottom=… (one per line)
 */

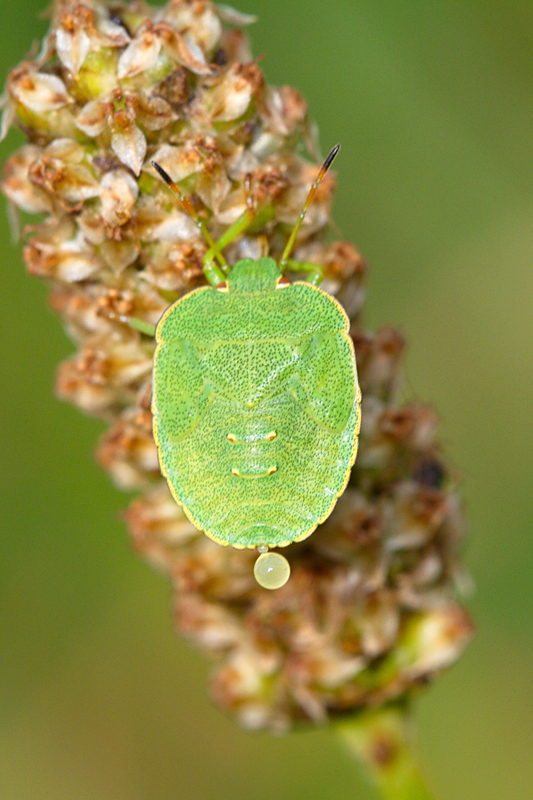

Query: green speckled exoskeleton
left=132, top=146, right=361, bottom=589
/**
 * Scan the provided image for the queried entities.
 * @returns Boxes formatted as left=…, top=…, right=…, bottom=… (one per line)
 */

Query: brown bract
left=1, top=0, right=472, bottom=730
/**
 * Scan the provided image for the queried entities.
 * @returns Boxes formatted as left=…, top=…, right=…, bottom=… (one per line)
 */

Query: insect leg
left=202, top=206, right=255, bottom=283
left=203, top=253, right=227, bottom=288
left=152, top=161, right=227, bottom=287
left=125, top=317, right=156, bottom=336
left=283, top=258, right=324, bottom=286
left=98, top=304, right=156, bottom=336
left=202, top=175, right=277, bottom=284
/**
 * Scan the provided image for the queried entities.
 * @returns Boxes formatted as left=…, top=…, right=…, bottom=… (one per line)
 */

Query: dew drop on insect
left=254, top=552, right=290, bottom=590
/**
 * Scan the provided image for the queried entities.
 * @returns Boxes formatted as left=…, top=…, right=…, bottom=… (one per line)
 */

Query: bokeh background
left=1, top=1, right=532, bottom=798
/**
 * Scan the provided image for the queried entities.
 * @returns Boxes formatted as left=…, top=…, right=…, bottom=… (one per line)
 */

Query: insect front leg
left=283, top=258, right=324, bottom=286
left=202, top=207, right=256, bottom=286
left=202, top=252, right=227, bottom=288
left=202, top=174, right=276, bottom=285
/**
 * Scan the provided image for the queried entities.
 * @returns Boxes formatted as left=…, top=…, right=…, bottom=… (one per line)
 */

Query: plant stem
left=335, top=704, right=436, bottom=800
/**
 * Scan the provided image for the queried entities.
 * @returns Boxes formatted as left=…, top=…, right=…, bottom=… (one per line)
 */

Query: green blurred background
left=1, top=1, right=532, bottom=798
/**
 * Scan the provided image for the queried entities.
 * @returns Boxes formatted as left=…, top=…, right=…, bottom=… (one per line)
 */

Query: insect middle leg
left=126, top=317, right=156, bottom=336
left=97, top=296, right=156, bottom=337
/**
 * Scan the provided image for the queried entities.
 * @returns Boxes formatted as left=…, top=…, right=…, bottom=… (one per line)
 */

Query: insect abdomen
left=154, top=388, right=360, bottom=549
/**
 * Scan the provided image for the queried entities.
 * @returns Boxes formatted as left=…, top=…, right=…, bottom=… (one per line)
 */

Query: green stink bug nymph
left=147, top=147, right=361, bottom=589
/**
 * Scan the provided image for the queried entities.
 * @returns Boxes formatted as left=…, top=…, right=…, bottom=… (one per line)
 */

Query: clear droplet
left=257, top=544, right=268, bottom=554
left=254, top=552, right=290, bottom=590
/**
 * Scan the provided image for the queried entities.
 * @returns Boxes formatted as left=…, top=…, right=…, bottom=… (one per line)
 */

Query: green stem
left=334, top=704, right=436, bottom=800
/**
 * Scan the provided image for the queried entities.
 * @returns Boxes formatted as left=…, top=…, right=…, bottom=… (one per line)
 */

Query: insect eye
left=276, top=277, right=291, bottom=289
left=216, top=281, right=229, bottom=292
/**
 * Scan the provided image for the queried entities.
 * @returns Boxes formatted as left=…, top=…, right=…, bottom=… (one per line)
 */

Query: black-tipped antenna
left=152, top=160, right=173, bottom=184
left=279, top=144, right=341, bottom=267
left=151, top=161, right=227, bottom=269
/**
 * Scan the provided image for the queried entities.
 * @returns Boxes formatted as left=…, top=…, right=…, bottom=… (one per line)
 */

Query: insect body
left=153, top=257, right=360, bottom=547
left=149, top=147, right=361, bottom=588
